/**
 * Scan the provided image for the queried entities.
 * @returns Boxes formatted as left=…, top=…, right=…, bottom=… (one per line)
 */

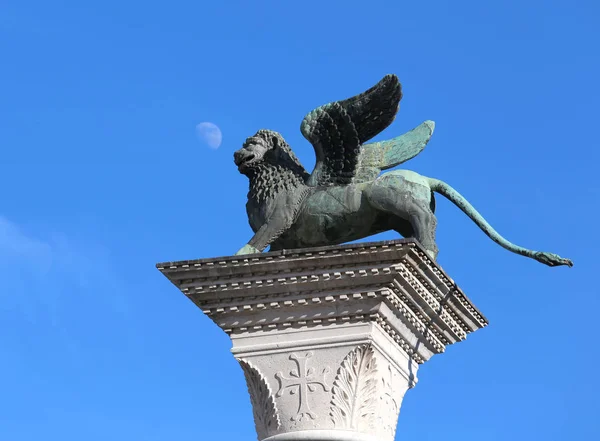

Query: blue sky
left=1, top=1, right=598, bottom=440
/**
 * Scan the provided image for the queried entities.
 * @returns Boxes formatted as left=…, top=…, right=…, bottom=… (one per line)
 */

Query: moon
left=196, top=122, right=222, bottom=149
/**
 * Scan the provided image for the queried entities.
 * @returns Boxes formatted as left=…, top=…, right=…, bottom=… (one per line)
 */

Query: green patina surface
left=232, top=75, right=572, bottom=268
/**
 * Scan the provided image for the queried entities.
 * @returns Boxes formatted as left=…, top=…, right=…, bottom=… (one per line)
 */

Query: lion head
left=234, top=129, right=307, bottom=179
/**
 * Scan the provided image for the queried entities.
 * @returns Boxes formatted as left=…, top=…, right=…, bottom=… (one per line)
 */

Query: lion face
left=234, top=130, right=282, bottom=174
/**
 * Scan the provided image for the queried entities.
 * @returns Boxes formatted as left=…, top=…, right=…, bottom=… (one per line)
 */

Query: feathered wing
left=301, top=74, right=402, bottom=187
left=354, top=120, right=435, bottom=183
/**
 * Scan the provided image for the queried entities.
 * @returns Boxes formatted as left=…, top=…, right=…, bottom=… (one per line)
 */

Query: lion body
left=268, top=170, right=439, bottom=257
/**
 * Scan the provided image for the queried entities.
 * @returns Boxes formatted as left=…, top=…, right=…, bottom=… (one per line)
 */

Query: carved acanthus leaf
left=330, top=344, right=379, bottom=430
left=239, top=359, right=281, bottom=439
left=380, top=364, right=403, bottom=439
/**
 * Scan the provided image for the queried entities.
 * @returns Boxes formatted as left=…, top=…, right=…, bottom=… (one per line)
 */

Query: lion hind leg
left=405, top=200, right=438, bottom=260
left=366, top=183, right=439, bottom=259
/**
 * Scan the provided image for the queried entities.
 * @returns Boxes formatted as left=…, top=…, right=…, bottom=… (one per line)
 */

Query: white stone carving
left=239, top=360, right=281, bottom=439
left=157, top=239, right=488, bottom=441
left=379, top=363, right=404, bottom=439
left=330, top=344, right=378, bottom=431
left=275, top=352, right=330, bottom=422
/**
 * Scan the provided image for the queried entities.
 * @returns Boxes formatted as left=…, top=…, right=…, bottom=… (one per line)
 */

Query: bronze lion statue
left=233, top=74, right=572, bottom=267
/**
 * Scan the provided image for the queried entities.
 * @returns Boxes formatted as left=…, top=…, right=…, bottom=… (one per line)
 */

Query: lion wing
left=301, top=74, right=403, bottom=186
left=353, top=120, right=435, bottom=183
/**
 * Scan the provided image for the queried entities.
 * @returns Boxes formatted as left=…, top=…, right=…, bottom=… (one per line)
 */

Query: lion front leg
left=234, top=215, right=291, bottom=256
left=235, top=192, right=301, bottom=256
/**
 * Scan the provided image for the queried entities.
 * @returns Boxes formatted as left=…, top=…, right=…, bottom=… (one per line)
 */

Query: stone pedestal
left=157, top=239, right=488, bottom=441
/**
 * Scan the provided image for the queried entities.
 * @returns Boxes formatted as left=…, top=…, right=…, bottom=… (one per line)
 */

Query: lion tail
left=427, top=178, right=573, bottom=267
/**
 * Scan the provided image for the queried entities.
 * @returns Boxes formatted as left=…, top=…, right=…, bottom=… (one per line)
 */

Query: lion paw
left=235, top=244, right=260, bottom=256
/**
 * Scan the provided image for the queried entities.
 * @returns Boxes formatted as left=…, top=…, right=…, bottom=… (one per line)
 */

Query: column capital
left=157, top=239, right=488, bottom=441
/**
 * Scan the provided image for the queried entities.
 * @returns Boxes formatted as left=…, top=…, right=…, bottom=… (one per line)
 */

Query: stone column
left=157, top=239, right=487, bottom=441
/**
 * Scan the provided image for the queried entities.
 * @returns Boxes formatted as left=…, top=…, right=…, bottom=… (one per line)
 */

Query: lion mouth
left=237, top=154, right=256, bottom=170
left=234, top=150, right=257, bottom=169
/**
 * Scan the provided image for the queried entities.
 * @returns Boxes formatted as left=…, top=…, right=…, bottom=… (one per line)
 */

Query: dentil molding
left=158, top=239, right=487, bottom=441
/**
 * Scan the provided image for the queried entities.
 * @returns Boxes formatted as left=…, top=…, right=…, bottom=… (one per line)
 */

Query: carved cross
left=275, top=352, right=330, bottom=421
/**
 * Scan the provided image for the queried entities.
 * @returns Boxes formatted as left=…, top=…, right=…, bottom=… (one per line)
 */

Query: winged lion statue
left=233, top=74, right=573, bottom=267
